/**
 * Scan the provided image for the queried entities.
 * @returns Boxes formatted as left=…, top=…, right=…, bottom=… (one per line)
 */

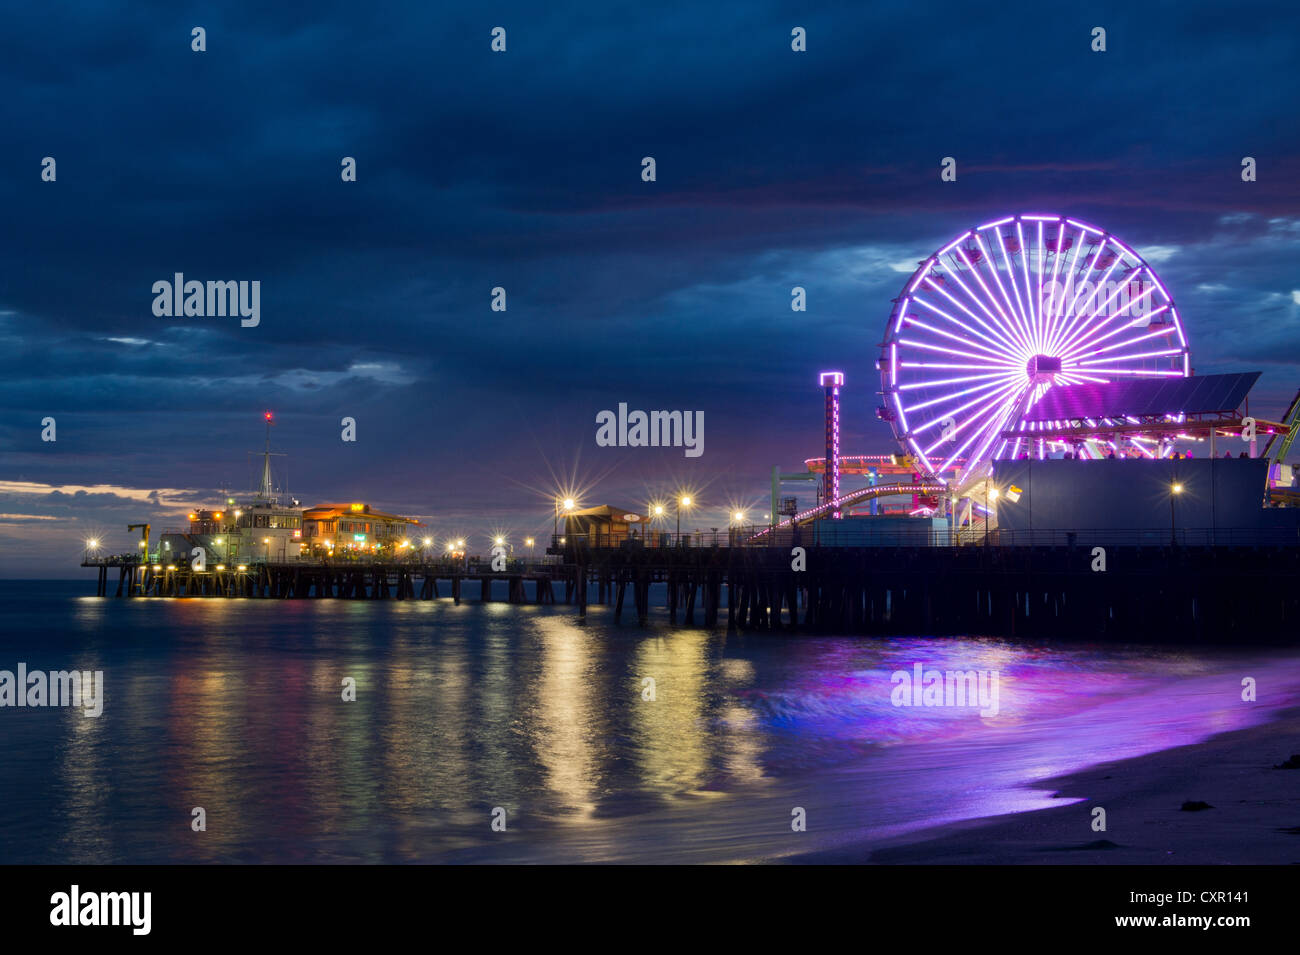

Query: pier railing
left=81, top=554, right=565, bottom=573
left=551, top=525, right=1300, bottom=551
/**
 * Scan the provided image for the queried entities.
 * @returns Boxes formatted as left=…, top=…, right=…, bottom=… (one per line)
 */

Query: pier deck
left=82, top=536, right=1300, bottom=643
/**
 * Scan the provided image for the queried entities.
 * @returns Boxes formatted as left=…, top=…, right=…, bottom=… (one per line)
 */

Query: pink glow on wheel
left=880, top=214, right=1191, bottom=484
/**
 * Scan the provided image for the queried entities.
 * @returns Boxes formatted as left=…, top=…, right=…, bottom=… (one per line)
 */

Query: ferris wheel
left=880, top=214, right=1190, bottom=486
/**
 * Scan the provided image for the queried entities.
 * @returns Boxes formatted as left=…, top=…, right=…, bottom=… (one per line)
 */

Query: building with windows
left=301, top=502, right=422, bottom=554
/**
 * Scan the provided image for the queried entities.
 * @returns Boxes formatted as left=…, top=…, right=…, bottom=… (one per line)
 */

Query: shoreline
left=787, top=706, right=1300, bottom=864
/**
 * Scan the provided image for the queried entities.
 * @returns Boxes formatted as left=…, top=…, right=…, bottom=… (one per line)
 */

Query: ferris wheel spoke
left=1058, top=290, right=1164, bottom=359
left=911, top=294, right=1024, bottom=357
left=901, top=360, right=1018, bottom=371
left=1074, top=347, right=1186, bottom=368
left=898, top=336, right=1020, bottom=366
left=1004, top=223, right=1033, bottom=347
left=1016, top=221, right=1039, bottom=350
left=918, top=381, right=1025, bottom=455
left=1050, top=249, right=1125, bottom=357
left=1046, top=240, right=1107, bottom=355
left=1062, top=317, right=1173, bottom=362
left=1040, top=221, right=1070, bottom=333
left=934, top=380, right=1027, bottom=467
left=913, top=375, right=1021, bottom=431
left=953, top=387, right=1029, bottom=480
left=1070, top=367, right=1184, bottom=377
left=950, top=247, right=1030, bottom=354
left=898, top=370, right=1014, bottom=390
left=1034, top=221, right=1047, bottom=351
left=926, top=266, right=1023, bottom=355
left=991, top=230, right=1034, bottom=351
left=901, top=313, right=1023, bottom=362
left=1054, top=270, right=1158, bottom=357
left=969, top=235, right=1030, bottom=350
left=906, top=374, right=1020, bottom=414
left=1044, top=225, right=1088, bottom=343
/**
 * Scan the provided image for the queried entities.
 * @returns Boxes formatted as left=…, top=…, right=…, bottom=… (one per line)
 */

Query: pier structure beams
left=79, top=543, right=1300, bottom=643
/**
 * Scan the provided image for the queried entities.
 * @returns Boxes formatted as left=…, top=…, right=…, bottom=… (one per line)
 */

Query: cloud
left=2, top=1, right=1299, bottom=571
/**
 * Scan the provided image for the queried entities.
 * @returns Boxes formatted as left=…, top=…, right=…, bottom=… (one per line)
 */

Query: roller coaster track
left=748, top=480, right=948, bottom=540
left=1263, top=388, right=1300, bottom=464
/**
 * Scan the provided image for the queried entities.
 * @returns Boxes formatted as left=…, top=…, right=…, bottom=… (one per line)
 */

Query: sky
left=2, top=1, right=1298, bottom=576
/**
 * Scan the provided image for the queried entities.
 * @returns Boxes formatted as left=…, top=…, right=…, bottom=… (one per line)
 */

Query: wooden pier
left=83, top=539, right=1300, bottom=643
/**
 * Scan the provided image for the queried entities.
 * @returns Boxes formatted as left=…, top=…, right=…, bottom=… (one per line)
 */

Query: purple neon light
left=939, top=231, right=972, bottom=257
left=908, top=260, right=934, bottom=293
left=880, top=214, right=1190, bottom=483
left=824, top=375, right=841, bottom=518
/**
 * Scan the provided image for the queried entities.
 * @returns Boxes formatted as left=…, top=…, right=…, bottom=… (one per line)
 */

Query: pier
left=82, top=529, right=1300, bottom=644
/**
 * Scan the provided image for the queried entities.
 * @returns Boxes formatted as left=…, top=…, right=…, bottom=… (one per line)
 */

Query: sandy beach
left=790, top=707, right=1300, bottom=864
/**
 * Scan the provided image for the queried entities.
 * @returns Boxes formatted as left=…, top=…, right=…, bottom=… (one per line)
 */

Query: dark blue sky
left=3, top=1, right=1298, bottom=574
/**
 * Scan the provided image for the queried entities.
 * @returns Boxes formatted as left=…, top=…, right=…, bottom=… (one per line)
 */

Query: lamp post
left=730, top=510, right=745, bottom=547
left=985, top=485, right=998, bottom=548
left=677, top=496, right=692, bottom=543
left=1170, top=482, right=1183, bottom=545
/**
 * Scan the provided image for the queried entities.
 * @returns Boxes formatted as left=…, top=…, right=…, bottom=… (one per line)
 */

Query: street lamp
left=554, top=496, right=576, bottom=540
left=677, top=495, right=692, bottom=541
left=1170, top=482, right=1183, bottom=545
left=525, top=537, right=535, bottom=559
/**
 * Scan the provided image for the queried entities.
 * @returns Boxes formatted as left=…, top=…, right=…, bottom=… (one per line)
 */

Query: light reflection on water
left=2, top=580, right=1298, bottom=863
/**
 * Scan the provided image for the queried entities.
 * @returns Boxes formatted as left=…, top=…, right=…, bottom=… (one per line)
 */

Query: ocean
left=3, top=578, right=1298, bottom=864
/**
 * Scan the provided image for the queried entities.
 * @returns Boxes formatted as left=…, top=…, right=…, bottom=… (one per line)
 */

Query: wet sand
left=790, top=707, right=1300, bottom=864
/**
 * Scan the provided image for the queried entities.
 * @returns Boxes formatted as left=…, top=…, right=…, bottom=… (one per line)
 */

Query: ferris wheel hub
left=1027, top=355, right=1062, bottom=380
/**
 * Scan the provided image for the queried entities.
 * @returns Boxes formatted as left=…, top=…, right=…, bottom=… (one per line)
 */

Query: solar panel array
left=1023, top=372, right=1260, bottom=422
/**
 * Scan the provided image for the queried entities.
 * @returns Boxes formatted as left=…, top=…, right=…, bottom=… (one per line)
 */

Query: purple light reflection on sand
left=726, top=640, right=1300, bottom=853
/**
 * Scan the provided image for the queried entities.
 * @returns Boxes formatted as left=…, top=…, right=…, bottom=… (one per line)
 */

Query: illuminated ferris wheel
left=880, top=214, right=1190, bottom=485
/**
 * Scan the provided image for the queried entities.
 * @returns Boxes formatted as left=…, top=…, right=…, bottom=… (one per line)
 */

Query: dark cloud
left=1, top=1, right=1298, bottom=574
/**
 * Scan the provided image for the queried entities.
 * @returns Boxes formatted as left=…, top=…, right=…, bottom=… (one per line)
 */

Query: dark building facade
left=992, top=457, right=1299, bottom=543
